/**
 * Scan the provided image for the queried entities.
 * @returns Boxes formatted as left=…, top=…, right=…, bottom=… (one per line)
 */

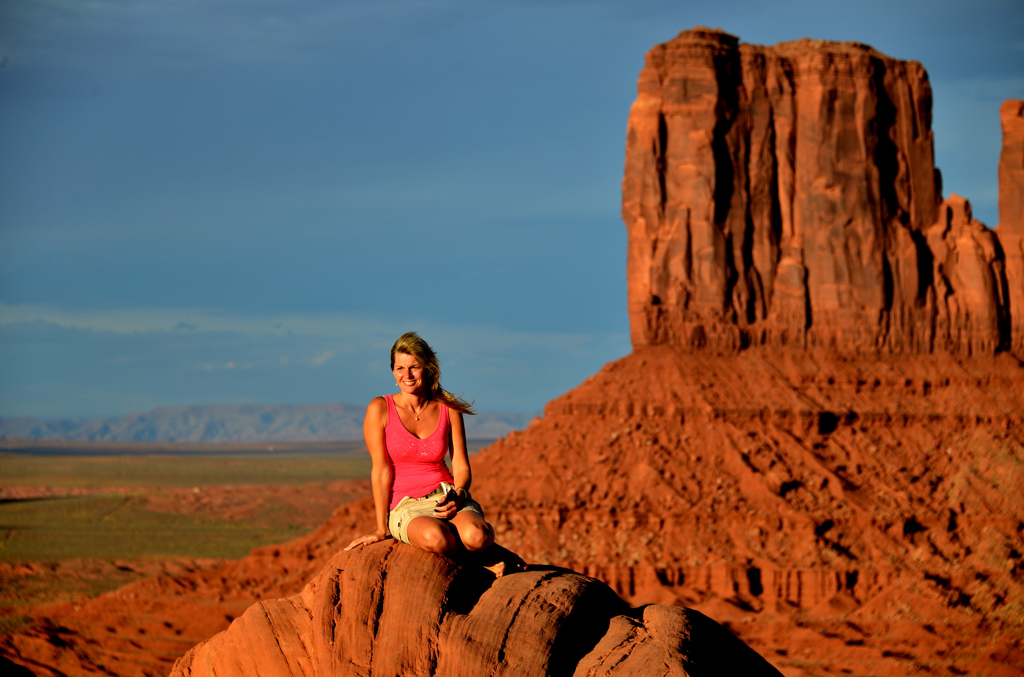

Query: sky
left=1, top=0, right=1022, bottom=418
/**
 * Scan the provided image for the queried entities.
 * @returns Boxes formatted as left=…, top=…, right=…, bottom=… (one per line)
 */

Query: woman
left=345, top=332, right=521, bottom=575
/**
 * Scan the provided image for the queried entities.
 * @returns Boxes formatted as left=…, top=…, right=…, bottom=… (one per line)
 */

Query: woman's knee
left=415, top=523, right=457, bottom=554
left=459, top=521, right=494, bottom=551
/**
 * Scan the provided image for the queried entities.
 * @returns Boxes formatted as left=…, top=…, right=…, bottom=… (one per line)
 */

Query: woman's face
left=393, top=352, right=427, bottom=395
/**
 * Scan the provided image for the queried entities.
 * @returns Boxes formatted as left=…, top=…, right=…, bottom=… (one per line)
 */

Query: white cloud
left=310, top=350, right=335, bottom=367
left=0, top=302, right=618, bottom=357
left=0, top=302, right=383, bottom=338
left=197, top=361, right=253, bottom=371
left=0, top=301, right=631, bottom=417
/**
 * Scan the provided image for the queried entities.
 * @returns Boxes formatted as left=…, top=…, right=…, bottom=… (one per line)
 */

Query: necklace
left=401, top=393, right=431, bottom=421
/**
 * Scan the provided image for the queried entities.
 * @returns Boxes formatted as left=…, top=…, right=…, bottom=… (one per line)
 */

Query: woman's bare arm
left=449, top=410, right=471, bottom=493
left=345, top=397, right=391, bottom=550
left=435, top=409, right=470, bottom=520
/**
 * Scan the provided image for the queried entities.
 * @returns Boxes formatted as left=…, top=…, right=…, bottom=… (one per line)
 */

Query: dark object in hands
left=435, top=482, right=458, bottom=513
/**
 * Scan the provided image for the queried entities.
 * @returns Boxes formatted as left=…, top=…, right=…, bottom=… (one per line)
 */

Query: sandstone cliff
left=170, top=543, right=780, bottom=677
left=624, top=28, right=1024, bottom=358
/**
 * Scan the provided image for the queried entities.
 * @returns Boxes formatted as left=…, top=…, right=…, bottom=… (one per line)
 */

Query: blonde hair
left=390, top=332, right=475, bottom=415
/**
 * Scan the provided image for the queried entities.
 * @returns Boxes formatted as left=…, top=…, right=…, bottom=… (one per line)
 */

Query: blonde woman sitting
left=345, top=332, right=523, bottom=575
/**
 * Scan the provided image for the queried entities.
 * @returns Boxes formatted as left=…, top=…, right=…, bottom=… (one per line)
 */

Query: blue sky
left=1, top=0, right=1022, bottom=418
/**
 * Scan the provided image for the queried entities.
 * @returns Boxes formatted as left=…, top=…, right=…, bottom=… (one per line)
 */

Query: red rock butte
left=623, top=28, right=1024, bottom=359
left=475, top=29, right=1024, bottom=675
left=4, top=27, right=1024, bottom=677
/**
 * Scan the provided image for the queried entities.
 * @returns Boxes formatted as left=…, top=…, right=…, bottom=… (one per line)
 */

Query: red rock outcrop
left=926, top=194, right=1009, bottom=354
left=170, top=542, right=780, bottom=677
left=466, top=34, right=1024, bottom=673
left=624, top=29, right=1023, bottom=358
left=997, top=99, right=1024, bottom=355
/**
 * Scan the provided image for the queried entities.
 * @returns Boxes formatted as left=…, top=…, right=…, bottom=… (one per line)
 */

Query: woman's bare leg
left=450, top=512, right=526, bottom=577
left=449, top=511, right=494, bottom=552
left=405, top=516, right=457, bottom=555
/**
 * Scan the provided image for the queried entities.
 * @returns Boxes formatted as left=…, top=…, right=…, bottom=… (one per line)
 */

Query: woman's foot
left=483, top=560, right=508, bottom=577
left=476, top=544, right=527, bottom=577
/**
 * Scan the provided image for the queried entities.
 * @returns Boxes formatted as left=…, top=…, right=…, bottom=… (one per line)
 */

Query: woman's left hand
left=433, top=489, right=462, bottom=520
left=344, top=530, right=389, bottom=550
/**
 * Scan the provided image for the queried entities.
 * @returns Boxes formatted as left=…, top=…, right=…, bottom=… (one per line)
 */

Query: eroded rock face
left=997, top=99, right=1024, bottom=355
left=624, top=29, right=1022, bottom=357
left=927, top=195, right=1009, bottom=355
left=169, top=543, right=780, bottom=677
left=472, top=347, right=1024, bottom=675
left=1000, top=100, right=1024, bottom=236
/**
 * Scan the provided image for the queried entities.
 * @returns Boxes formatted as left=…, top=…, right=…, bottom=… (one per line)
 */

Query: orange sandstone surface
left=170, top=542, right=779, bottom=677
left=4, top=28, right=1024, bottom=677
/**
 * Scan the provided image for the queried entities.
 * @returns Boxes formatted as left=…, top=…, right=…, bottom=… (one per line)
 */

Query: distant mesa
left=0, top=403, right=537, bottom=444
left=170, top=542, right=781, bottom=677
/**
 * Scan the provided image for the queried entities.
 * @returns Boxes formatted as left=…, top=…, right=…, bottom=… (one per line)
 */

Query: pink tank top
left=384, top=394, right=453, bottom=509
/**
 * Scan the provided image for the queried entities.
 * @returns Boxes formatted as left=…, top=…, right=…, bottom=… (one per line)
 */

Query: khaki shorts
left=388, top=484, right=485, bottom=545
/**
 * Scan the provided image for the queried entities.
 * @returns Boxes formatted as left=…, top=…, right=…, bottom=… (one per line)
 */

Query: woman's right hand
left=344, top=531, right=389, bottom=551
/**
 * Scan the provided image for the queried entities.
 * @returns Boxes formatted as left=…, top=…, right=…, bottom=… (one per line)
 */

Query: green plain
left=0, top=452, right=374, bottom=564
left=0, top=494, right=306, bottom=561
left=0, top=442, right=493, bottom=566
left=0, top=452, right=372, bottom=488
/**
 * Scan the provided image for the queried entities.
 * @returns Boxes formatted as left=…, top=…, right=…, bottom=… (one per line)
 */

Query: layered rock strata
left=624, top=28, right=1024, bottom=357
left=170, top=542, right=780, bottom=677
left=471, top=348, right=1024, bottom=674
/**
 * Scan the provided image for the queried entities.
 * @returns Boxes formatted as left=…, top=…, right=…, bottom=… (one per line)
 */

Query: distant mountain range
left=0, top=403, right=539, bottom=443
